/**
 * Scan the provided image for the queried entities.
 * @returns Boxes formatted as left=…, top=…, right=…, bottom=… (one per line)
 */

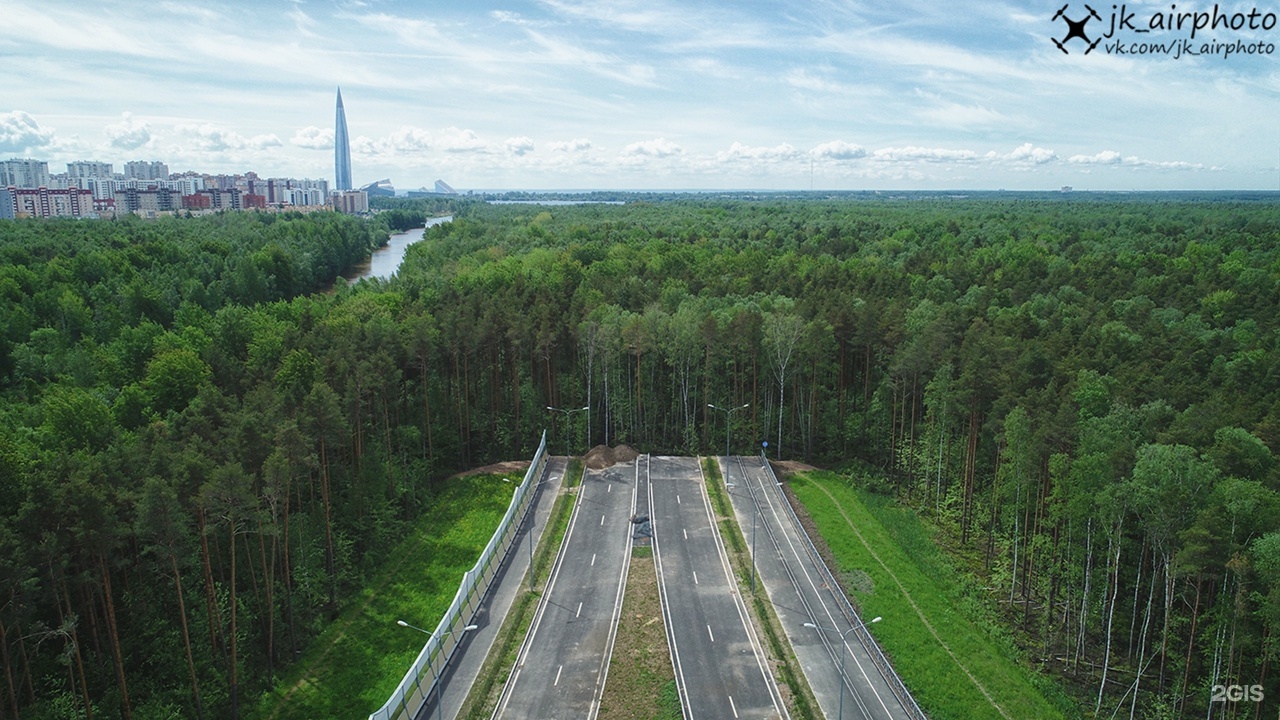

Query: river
left=342, top=215, right=453, bottom=283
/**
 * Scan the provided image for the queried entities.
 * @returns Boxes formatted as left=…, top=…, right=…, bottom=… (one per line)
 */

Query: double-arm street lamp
left=707, top=403, right=749, bottom=457
left=803, top=616, right=883, bottom=720
left=397, top=620, right=479, bottom=720
left=546, top=405, right=589, bottom=458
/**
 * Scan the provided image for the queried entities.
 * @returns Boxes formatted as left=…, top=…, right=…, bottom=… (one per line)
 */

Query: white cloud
left=549, top=138, right=593, bottom=152
left=437, top=127, right=488, bottom=153
left=622, top=138, right=683, bottom=158
left=1068, top=150, right=1204, bottom=170
left=0, top=111, right=55, bottom=153
left=104, top=112, right=152, bottom=150
left=1131, top=159, right=1205, bottom=171
left=1069, top=150, right=1123, bottom=165
left=872, top=146, right=979, bottom=163
left=351, top=127, right=489, bottom=157
left=505, top=136, right=535, bottom=156
left=175, top=123, right=280, bottom=152
left=718, top=142, right=800, bottom=162
left=998, top=143, right=1058, bottom=165
left=386, top=127, right=433, bottom=153
left=489, top=10, right=525, bottom=24
left=810, top=140, right=867, bottom=161
left=292, top=126, right=334, bottom=150
left=350, top=127, right=434, bottom=156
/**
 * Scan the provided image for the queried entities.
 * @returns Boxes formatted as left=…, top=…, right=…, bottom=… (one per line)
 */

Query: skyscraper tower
left=334, top=87, right=352, bottom=191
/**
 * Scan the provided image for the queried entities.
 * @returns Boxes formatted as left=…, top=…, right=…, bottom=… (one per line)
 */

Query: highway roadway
left=481, top=453, right=917, bottom=720
left=491, top=460, right=637, bottom=719
left=721, top=455, right=917, bottom=720
left=648, top=455, right=787, bottom=720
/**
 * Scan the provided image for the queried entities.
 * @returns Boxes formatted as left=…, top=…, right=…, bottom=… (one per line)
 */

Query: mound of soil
left=584, top=443, right=641, bottom=469
left=771, top=459, right=818, bottom=477
left=448, top=460, right=530, bottom=480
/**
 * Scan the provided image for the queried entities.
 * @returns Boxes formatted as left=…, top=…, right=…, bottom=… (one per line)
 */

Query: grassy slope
left=790, top=471, right=1076, bottom=720
left=250, top=474, right=515, bottom=720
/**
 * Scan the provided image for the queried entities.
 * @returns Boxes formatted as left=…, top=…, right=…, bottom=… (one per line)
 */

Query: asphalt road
left=721, top=456, right=914, bottom=720
left=492, top=460, right=637, bottom=719
left=648, top=455, right=787, bottom=720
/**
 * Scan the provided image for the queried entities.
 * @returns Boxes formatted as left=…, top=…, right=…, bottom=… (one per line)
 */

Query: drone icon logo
left=1052, top=4, right=1103, bottom=54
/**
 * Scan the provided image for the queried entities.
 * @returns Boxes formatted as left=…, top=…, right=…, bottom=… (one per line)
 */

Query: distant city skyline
left=1, top=153, right=337, bottom=218
left=1, top=1, right=1278, bottom=191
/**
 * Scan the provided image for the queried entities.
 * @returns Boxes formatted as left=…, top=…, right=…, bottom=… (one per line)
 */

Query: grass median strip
left=789, top=471, right=1075, bottom=720
left=597, top=545, right=681, bottom=720
left=701, top=457, right=819, bottom=720
left=456, top=458, right=583, bottom=720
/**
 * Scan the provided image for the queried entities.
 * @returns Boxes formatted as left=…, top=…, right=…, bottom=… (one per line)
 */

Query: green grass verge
left=249, top=474, right=516, bottom=720
left=789, top=471, right=1077, bottom=720
left=701, top=457, right=820, bottom=720
left=454, top=458, right=583, bottom=719
left=657, top=681, right=682, bottom=720
left=566, top=457, right=584, bottom=488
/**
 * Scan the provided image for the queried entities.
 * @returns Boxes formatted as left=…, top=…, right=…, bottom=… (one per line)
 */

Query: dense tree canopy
left=2, top=195, right=1278, bottom=718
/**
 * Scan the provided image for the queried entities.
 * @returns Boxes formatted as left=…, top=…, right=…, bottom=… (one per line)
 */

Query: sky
left=2, top=0, right=1279, bottom=191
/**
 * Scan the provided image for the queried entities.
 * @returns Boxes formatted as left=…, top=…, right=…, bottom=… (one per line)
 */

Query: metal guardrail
left=760, top=452, right=928, bottom=720
left=369, top=431, right=549, bottom=720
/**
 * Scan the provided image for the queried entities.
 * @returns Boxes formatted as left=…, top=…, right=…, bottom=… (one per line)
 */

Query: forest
left=1, top=194, right=1278, bottom=719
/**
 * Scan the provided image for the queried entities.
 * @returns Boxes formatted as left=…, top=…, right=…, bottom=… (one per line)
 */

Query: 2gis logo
left=1210, top=684, right=1264, bottom=703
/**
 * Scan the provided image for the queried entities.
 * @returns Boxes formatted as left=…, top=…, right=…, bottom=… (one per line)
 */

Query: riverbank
left=340, top=215, right=453, bottom=283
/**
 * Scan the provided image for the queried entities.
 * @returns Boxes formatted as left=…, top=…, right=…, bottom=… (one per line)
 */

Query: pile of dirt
left=584, top=443, right=640, bottom=469
left=447, top=460, right=530, bottom=480
left=770, top=459, right=818, bottom=477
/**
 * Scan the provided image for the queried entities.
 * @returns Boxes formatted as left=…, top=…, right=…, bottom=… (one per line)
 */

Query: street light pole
left=397, top=620, right=479, bottom=720
left=804, top=616, right=882, bottom=720
left=727, top=473, right=780, bottom=595
left=546, top=405, right=589, bottom=459
left=505, top=476, right=552, bottom=592
left=748, top=479, right=783, bottom=595
left=707, top=403, right=749, bottom=457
